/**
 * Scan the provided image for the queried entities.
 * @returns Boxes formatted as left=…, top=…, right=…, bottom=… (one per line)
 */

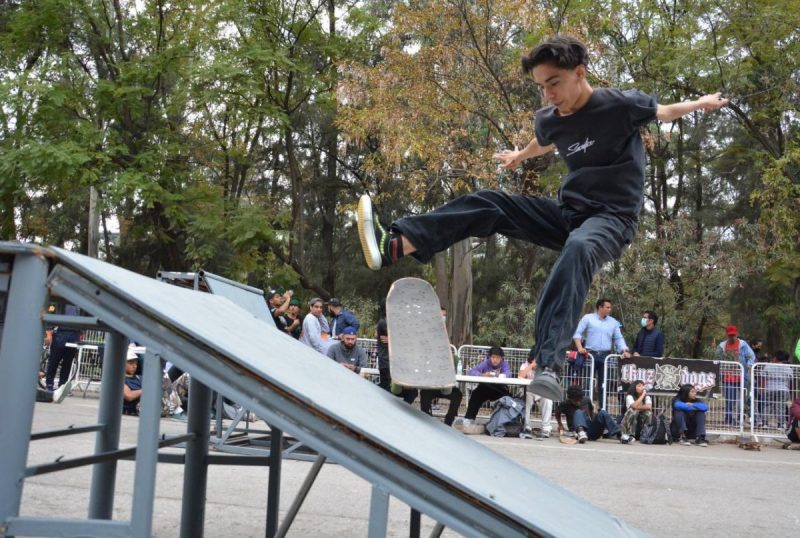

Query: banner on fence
left=618, top=356, right=721, bottom=396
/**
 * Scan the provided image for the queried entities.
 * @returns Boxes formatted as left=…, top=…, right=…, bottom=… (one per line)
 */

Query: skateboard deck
left=387, top=278, right=456, bottom=389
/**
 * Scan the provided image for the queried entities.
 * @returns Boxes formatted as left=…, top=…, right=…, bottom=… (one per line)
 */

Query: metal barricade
left=457, top=345, right=594, bottom=420
left=603, top=355, right=745, bottom=435
left=357, top=338, right=459, bottom=389
left=750, top=362, right=800, bottom=439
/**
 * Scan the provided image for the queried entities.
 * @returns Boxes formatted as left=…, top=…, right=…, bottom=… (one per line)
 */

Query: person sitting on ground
left=300, top=298, right=333, bottom=354
left=519, top=352, right=553, bottom=439
left=670, top=384, right=709, bottom=447
left=462, top=347, right=512, bottom=426
left=326, top=327, right=368, bottom=376
left=555, top=384, right=621, bottom=443
left=632, top=310, right=664, bottom=357
left=328, top=298, right=361, bottom=339
left=787, top=397, right=800, bottom=445
left=123, top=349, right=143, bottom=415
left=620, top=380, right=652, bottom=444
left=284, top=298, right=302, bottom=339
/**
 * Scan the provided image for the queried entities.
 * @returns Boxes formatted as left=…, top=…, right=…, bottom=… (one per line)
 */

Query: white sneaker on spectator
left=620, top=433, right=630, bottom=444
left=520, top=427, right=533, bottom=439
left=628, top=437, right=636, bottom=444
left=577, top=430, right=588, bottom=444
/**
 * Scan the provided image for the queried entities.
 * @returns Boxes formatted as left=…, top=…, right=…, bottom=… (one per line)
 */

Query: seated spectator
left=787, top=398, right=800, bottom=445
left=326, top=327, right=367, bottom=375
left=123, top=350, right=142, bottom=415
left=555, top=384, right=621, bottom=444
left=632, top=310, right=664, bottom=357
left=620, top=380, right=652, bottom=444
left=762, top=351, right=793, bottom=428
left=519, top=354, right=553, bottom=439
left=420, top=387, right=463, bottom=427
left=328, top=298, right=360, bottom=339
left=463, top=347, right=512, bottom=426
left=670, top=384, right=709, bottom=446
left=300, top=298, right=333, bottom=354
left=284, top=298, right=302, bottom=339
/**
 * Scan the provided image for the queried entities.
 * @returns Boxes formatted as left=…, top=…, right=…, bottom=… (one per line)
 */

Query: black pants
left=392, top=190, right=636, bottom=373
left=465, top=384, right=509, bottom=420
left=45, top=337, right=78, bottom=390
left=420, top=387, right=463, bottom=426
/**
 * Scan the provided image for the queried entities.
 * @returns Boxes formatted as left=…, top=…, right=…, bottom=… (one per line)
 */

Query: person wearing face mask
left=632, top=310, right=664, bottom=358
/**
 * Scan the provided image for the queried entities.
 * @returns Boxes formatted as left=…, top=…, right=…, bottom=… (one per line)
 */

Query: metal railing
left=750, top=362, right=800, bottom=439
left=603, top=355, right=745, bottom=435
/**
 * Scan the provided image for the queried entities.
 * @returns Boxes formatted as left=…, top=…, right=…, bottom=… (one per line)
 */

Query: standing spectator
left=573, top=298, right=630, bottom=398
left=326, top=327, right=368, bottom=376
left=375, top=300, right=391, bottom=391
left=267, top=288, right=293, bottom=331
left=762, top=351, right=793, bottom=428
left=44, top=304, right=81, bottom=392
left=632, top=310, right=664, bottom=357
left=671, top=384, right=708, bottom=446
left=283, top=298, right=302, bottom=339
left=519, top=354, right=553, bottom=439
left=463, top=347, right=512, bottom=426
left=300, top=298, right=333, bottom=354
left=787, top=398, right=800, bottom=445
left=620, top=380, right=652, bottom=444
left=555, top=384, right=621, bottom=444
left=328, top=298, right=360, bottom=339
left=715, top=325, right=756, bottom=425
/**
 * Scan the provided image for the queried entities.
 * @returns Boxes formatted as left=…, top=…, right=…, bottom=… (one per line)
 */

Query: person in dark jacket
left=328, top=298, right=360, bottom=339
left=787, top=398, right=800, bottom=444
left=44, top=304, right=81, bottom=391
left=555, top=384, right=620, bottom=444
left=632, top=310, right=664, bottom=357
left=671, top=384, right=709, bottom=446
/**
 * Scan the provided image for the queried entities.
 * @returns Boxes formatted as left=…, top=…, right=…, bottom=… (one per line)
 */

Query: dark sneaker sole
left=357, top=195, right=383, bottom=270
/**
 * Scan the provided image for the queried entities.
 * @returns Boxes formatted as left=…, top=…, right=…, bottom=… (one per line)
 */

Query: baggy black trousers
left=391, top=190, right=637, bottom=373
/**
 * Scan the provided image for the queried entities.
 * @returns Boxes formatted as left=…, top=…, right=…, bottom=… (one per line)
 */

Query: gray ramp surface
left=47, top=247, right=642, bottom=538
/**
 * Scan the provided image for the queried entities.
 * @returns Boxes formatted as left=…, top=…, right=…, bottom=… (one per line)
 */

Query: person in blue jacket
left=671, top=384, right=709, bottom=447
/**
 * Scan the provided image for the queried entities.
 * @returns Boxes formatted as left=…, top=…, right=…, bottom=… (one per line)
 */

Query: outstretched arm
left=493, top=136, right=554, bottom=170
left=656, top=92, right=729, bottom=122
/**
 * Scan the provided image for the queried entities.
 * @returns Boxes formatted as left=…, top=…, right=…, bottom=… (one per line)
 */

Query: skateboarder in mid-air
left=357, top=35, right=728, bottom=401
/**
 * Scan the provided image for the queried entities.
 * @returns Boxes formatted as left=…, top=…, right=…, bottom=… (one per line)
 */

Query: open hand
left=697, top=92, right=729, bottom=111
left=493, top=148, right=523, bottom=170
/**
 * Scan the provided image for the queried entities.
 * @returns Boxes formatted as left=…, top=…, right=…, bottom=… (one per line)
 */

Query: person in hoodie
left=462, top=347, right=512, bottom=425
left=714, top=325, right=756, bottom=425
left=555, top=383, right=621, bottom=443
left=671, top=384, right=709, bottom=447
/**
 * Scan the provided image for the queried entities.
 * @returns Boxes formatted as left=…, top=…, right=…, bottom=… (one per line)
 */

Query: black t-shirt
left=556, top=397, right=594, bottom=430
left=535, top=88, right=658, bottom=217
left=269, top=305, right=288, bottom=331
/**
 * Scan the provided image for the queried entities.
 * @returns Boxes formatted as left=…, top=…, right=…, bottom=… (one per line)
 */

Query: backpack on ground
left=485, top=396, right=524, bottom=437
left=639, top=413, right=673, bottom=445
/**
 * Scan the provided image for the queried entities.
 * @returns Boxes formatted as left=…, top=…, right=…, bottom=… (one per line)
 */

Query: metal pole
left=275, top=455, right=326, bottom=538
left=410, top=508, right=421, bottom=538
left=429, top=522, right=445, bottom=538
left=0, top=252, right=48, bottom=522
left=88, top=331, right=127, bottom=519
left=130, top=352, right=163, bottom=536
left=367, top=485, right=390, bottom=538
left=266, top=425, right=283, bottom=538
left=180, top=377, right=213, bottom=538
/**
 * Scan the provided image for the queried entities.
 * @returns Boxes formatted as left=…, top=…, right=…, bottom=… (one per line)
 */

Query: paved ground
left=20, top=396, right=800, bottom=537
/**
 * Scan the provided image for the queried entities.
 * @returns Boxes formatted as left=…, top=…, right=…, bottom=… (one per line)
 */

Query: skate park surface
left=25, top=396, right=798, bottom=537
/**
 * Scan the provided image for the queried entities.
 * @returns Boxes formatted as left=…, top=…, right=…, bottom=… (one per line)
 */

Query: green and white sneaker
left=357, top=194, right=392, bottom=270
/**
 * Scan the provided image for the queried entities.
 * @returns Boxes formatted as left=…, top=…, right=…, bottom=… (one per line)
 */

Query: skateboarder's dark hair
left=521, top=35, right=589, bottom=74
left=487, top=346, right=504, bottom=358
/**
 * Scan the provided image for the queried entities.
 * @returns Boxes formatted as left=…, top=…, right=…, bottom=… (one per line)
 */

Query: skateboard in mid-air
left=386, top=277, right=456, bottom=391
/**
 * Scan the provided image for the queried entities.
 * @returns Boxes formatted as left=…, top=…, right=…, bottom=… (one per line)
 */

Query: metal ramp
left=0, top=243, right=643, bottom=537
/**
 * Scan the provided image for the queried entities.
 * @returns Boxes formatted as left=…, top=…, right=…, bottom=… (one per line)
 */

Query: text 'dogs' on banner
left=618, top=356, right=721, bottom=396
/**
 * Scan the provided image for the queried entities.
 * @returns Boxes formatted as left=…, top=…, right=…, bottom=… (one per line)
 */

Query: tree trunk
left=285, top=127, right=305, bottom=268
left=88, top=186, right=99, bottom=258
left=433, top=251, right=449, bottom=331
left=450, top=239, right=472, bottom=347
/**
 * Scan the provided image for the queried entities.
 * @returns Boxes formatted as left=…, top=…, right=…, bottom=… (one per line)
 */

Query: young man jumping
left=356, top=35, right=727, bottom=401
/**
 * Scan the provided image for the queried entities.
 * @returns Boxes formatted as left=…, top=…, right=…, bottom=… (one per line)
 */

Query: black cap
left=328, top=298, right=342, bottom=307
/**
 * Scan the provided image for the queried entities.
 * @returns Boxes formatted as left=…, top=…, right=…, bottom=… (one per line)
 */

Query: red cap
left=725, top=325, right=738, bottom=336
